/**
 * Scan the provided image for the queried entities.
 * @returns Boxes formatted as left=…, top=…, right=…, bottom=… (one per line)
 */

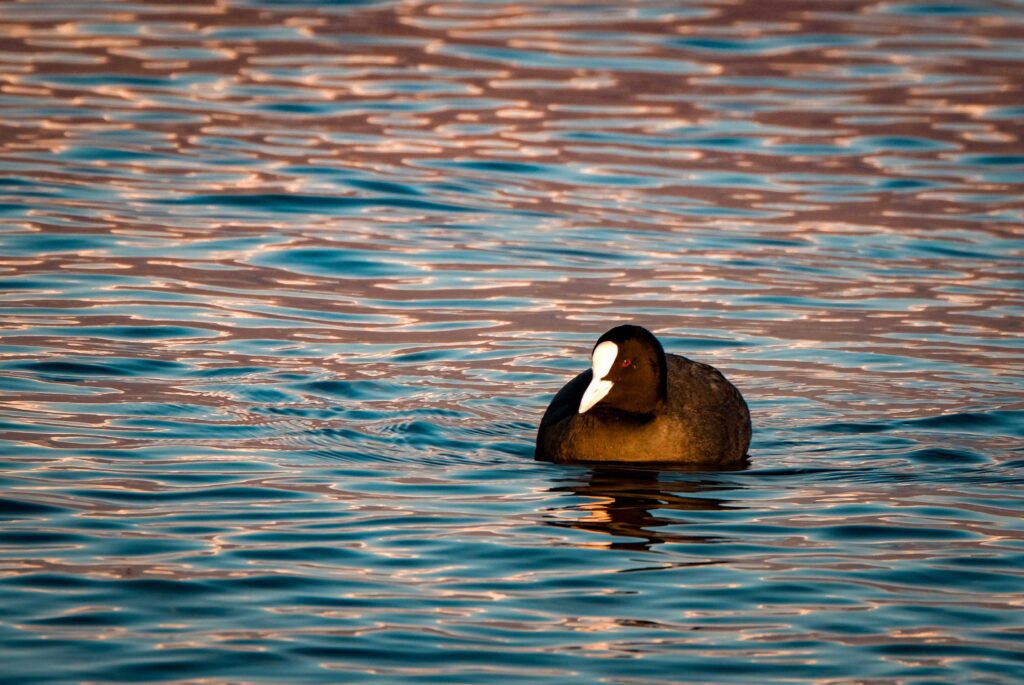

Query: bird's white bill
left=578, top=378, right=612, bottom=414
left=578, top=341, right=618, bottom=414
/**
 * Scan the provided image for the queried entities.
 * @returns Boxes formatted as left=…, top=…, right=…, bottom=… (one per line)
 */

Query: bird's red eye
left=621, top=359, right=632, bottom=368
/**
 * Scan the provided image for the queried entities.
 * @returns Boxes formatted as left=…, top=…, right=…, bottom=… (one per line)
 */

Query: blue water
left=1, top=0, right=1023, bottom=683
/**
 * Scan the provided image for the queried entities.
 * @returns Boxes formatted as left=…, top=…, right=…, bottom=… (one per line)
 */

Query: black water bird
left=535, top=325, right=751, bottom=468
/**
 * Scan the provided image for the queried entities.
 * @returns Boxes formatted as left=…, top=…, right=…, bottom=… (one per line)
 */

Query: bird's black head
left=578, top=324, right=668, bottom=416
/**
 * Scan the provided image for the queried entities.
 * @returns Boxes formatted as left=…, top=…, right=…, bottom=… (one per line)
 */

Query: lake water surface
left=1, top=0, right=1022, bottom=682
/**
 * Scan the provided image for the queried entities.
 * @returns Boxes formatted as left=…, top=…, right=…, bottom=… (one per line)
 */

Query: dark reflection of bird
left=545, top=467, right=739, bottom=552
left=536, top=325, right=751, bottom=467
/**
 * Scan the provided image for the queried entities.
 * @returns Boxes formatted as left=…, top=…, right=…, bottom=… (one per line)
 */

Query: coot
left=535, top=325, right=751, bottom=467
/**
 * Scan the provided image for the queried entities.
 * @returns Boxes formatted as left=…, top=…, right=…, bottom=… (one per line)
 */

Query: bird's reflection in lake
left=546, top=467, right=739, bottom=552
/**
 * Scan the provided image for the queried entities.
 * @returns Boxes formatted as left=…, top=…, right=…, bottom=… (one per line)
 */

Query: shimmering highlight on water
left=1, top=0, right=1022, bottom=683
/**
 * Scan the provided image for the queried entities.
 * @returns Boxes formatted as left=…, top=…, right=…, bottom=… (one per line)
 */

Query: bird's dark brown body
left=535, top=327, right=751, bottom=468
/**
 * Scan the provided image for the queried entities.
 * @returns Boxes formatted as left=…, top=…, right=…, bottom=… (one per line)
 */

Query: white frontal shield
left=579, top=341, right=618, bottom=414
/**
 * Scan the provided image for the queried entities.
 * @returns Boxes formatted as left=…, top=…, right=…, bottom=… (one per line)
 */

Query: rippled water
left=2, top=0, right=1023, bottom=682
